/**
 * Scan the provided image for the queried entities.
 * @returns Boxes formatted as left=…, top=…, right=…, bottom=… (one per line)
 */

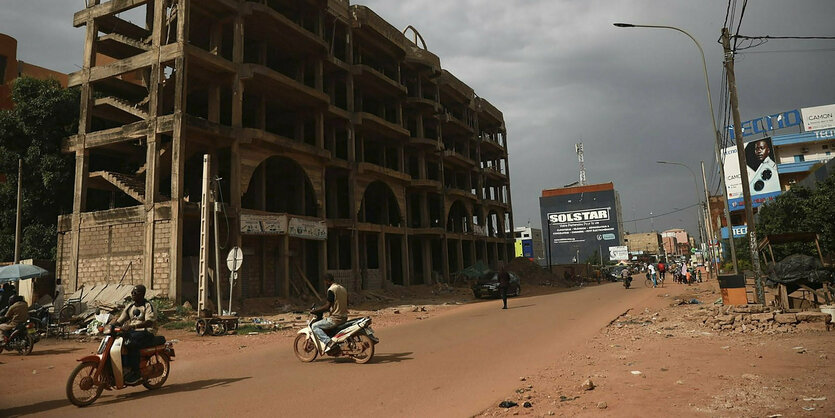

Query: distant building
left=661, top=229, right=689, bottom=255
left=0, top=33, right=68, bottom=109
left=539, top=182, right=623, bottom=265
left=514, top=227, right=544, bottom=262
left=624, top=232, right=661, bottom=255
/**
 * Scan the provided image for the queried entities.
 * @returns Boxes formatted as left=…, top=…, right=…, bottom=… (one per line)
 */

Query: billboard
left=723, top=137, right=781, bottom=211
left=609, top=246, right=628, bottom=261
left=801, top=103, right=835, bottom=132
left=540, top=184, right=623, bottom=265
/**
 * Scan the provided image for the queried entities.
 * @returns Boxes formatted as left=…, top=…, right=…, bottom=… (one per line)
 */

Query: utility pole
left=14, top=159, right=22, bottom=264
left=721, top=28, right=764, bottom=303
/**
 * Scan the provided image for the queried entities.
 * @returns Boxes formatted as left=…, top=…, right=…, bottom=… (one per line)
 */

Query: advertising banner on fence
left=801, top=103, right=835, bottom=132
left=723, top=137, right=782, bottom=211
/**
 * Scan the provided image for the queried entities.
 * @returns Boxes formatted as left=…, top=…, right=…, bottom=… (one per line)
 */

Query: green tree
left=756, top=175, right=835, bottom=261
left=0, top=77, right=79, bottom=261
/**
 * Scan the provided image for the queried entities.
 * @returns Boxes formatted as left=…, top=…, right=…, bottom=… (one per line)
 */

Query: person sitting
left=310, top=274, right=348, bottom=353
left=109, top=285, right=156, bottom=385
left=0, top=295, right=29, bottom=336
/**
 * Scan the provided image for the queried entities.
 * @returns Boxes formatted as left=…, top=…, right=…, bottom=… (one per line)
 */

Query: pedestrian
left=648, top=263, right=657, bottom=288
left=686, top=269, right=692, bottom=285
left=497, top=266, right=510, bottom=310
left=658, top=261, right=666, bottom=282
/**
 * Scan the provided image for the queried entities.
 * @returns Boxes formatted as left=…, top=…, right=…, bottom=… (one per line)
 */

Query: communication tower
left=575, top=143, right=587, bottom=186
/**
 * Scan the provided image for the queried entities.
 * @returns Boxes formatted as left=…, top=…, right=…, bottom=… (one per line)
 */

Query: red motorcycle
left=66, top=325, right=175, bottom=407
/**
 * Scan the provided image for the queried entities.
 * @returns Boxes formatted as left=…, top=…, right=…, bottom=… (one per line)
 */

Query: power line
left=738, top=47, right=835, bottom=55
left=735, top=35, right=835, bottom=40
left=623, top=203, right=701, bottom=223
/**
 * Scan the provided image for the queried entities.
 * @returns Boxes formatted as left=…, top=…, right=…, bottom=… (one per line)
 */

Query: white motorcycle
left=293, top=309, right=378, bottom=364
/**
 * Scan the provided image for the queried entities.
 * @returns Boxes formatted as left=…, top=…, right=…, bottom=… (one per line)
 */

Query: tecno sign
left=548, top=208, right=610, bottom=224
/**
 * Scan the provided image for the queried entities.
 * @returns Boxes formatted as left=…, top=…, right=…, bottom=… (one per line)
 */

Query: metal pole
left=197, top=155, right=211, bottom=313
left=546, top=221, right=553, bottom=272
left=212, top=184, right=223, bottom=314
left=614, top=22, right=738, bottom=273
left=14, top=159, right=22, bottom=264
left=701, top=161, right=717, bottom=278
left=722, top=28, right=765, bottom=304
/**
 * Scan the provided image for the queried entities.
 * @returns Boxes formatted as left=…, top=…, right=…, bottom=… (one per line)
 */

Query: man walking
left=648, top=263, right=657, bottom=288
left=497, top=267, right=510, bottom=310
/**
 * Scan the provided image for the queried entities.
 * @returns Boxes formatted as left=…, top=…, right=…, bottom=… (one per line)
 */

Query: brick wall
left=56, top=212, right=173, bottom=298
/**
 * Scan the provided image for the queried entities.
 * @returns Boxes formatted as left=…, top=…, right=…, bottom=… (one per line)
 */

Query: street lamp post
left=614, top=22, right=738, bottom=275
left=657, top=161, right=708, bottom=259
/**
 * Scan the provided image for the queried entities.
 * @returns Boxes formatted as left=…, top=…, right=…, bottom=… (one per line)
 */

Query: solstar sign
left=548, top=209, right=610, bottom=224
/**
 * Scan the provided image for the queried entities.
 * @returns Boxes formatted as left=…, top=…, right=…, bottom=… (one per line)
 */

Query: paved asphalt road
left=2, top=282, right=662, bottom=417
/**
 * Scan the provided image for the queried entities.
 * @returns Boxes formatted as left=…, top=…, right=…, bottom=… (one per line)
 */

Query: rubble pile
left=506, top=257, right=570, bottom=288
left=701, top=304, right=832, bottom=333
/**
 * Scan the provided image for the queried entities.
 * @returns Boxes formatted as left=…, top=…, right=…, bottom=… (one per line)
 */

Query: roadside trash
left=597, top=402, right=608, bottom=409
left=803, top=397, right=826, bottom=401
left=713, top=298, right=722, bottom=305
left=801, top=406, right=816, bottom=411
left=630, top=371, right=642, bottom=375
left=559, top=395, right=578, bottom=402
left=523, top=402, right=532, bottom=408
left=767, top=414, right=783, bottom=418
left=498, top=401, right=518, bottom=408
left=688, top=299, right=701, bottom=304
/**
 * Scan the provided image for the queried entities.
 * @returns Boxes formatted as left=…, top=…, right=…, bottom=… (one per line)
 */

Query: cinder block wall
left=56, top=209, right=172, bottom=297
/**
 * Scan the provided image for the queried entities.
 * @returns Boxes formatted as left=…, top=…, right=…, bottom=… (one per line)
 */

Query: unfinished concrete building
left=57, top=0, right=514, bottom=304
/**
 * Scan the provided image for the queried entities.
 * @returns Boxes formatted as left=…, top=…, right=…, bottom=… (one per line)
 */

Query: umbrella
left=0, top=264, right=49, bottom=284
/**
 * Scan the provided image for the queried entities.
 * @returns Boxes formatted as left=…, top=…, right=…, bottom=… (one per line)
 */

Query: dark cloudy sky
left=3, top=1, right=834, bottom=239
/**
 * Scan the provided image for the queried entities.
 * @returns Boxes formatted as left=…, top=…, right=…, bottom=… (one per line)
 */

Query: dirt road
left=1, top=282, right=664, bottom=417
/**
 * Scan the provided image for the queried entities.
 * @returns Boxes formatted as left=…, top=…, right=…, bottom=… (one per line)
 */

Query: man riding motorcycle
left=109, top=285, right=155, bottom=384
left=310, top=274, right=348, bottom=353
left=0, top=295, right=28, bottom=335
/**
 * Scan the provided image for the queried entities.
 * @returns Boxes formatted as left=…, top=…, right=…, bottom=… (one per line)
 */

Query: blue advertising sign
left=726, top=109, right=802, bottom=140
left=720, top=225, right=748, bottom=239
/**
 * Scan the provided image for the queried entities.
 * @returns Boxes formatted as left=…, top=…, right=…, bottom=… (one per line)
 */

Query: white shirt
left=648, top=264, right=656, bottom=274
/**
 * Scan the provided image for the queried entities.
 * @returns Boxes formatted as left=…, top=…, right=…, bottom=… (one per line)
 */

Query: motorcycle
left=293, top=307, right=378, bottom=364
left=27, top=303, right=52, bottom=338
left=65, top=324, right=175, bottom=407
left=622, top=276, right=632, bottom=289
left=0, top=319, right=37, bottom=355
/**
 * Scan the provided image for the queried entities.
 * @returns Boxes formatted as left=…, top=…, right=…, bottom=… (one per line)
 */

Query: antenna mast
left=575, top=142, right=587, bottom=186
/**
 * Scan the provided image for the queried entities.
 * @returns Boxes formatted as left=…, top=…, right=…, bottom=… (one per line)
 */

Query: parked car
left=471, top=272, right=521, bottom=299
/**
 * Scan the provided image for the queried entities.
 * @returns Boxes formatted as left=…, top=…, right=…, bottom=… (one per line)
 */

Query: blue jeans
left=311, top=317, right=341, bottom=345
left=651, top=273, right=658, bottom=287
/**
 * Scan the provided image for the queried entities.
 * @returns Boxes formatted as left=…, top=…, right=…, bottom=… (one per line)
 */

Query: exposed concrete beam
left=68, top=44, right=181, bottom=87
left=74, top=0, right=149, bottom=28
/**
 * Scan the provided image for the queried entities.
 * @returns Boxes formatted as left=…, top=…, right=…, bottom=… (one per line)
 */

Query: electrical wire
left=735, top=35, right=835, bottom=41
left=623, top=203, right=702, bottom=223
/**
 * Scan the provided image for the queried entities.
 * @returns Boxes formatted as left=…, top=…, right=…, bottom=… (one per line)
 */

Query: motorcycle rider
left=310, top=274, right=348, bottom=353
left=110, top=285, right=155, bottom=385
left=0, top=295, right=28, bottom=336
left=621, top=267, right=631, bottom=287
